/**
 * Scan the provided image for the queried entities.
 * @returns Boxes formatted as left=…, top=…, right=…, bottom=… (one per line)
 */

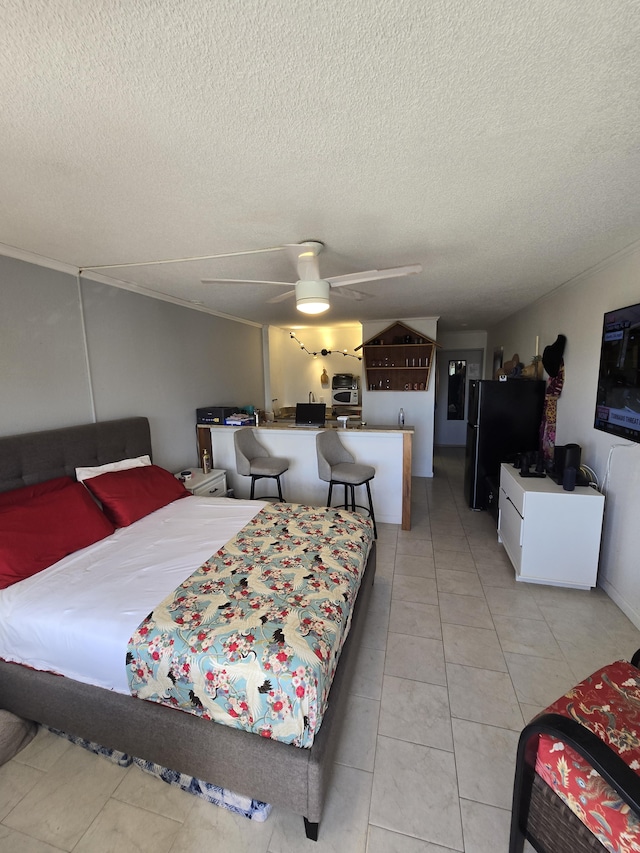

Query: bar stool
left=234, top=428, right=289, bottom=501
left=316, top=430, right=377, bottom=538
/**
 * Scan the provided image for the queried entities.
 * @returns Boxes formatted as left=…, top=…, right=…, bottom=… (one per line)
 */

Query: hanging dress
left=540, top=360, right=565, bottom=465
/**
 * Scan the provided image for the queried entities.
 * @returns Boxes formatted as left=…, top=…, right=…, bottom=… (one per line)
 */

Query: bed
left=0, top=417, right=376, bottom=841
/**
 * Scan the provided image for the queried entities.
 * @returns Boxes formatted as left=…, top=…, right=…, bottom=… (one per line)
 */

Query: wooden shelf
left=357, top=322, right=437, bottom=392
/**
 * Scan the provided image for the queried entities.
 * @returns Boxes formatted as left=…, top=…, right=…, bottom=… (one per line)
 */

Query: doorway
left=434, top=349, right=483, bottom=446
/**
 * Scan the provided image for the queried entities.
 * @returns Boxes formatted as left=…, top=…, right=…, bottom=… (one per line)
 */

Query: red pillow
left=0, top=476, right=75, bottom=508
left=0, top=483, right=116, bottom=589
left=83, top=465, right=189, bottom=527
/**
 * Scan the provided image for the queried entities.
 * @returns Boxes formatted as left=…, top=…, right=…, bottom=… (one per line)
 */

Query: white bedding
left=0, top=496, right=265, bottom=694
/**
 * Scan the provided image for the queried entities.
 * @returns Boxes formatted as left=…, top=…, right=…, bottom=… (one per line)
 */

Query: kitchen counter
left=197, top=422, right=414, bottom=528
left=255, top=420, right=414, bottom=434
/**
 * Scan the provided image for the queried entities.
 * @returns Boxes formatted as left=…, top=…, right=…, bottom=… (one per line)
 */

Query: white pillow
left=75, top=455, right=151, bottom=483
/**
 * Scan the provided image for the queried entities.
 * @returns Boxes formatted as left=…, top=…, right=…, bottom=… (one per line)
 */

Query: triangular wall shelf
left=356, top=322, right=438, bottom=392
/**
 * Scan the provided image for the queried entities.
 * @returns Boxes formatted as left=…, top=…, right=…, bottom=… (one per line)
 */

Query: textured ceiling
left=1, top=0, right=639, bottom=330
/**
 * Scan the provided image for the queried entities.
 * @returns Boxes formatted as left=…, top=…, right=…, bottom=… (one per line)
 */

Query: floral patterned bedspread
left=126, top=503, right=374, bottom=748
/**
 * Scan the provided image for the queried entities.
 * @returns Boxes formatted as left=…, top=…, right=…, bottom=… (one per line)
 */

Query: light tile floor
left=2, top=447, right=639, bottom=852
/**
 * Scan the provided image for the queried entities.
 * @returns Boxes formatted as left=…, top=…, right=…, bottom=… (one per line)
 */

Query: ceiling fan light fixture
left=295, top=280, right=330, bottom=314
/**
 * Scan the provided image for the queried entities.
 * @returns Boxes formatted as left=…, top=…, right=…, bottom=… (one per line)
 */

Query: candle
left=535, top=336, right=539, bottom=356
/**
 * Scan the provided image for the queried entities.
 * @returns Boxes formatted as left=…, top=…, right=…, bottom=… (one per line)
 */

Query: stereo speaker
left=562, top=467, right=577, bottom=491
left=554, top=443, right=581, bottom=483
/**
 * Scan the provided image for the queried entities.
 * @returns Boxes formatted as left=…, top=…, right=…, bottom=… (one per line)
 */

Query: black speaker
left=562, top=466, right=577, bottom=491
left=564, top=443, right=581, bottom=471
left=554, top=443, right=581, bottom=483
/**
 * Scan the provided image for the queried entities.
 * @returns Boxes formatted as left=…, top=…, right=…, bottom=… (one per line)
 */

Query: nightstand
left=175, top=468, right=227, bottom=497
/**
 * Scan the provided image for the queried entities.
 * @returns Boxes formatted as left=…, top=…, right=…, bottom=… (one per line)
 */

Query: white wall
left=0, top=256, right=93, bottom=432
left=434, top=330, right=488, bottom=445
left=437, top=330, right=488, bottom=377
left=81, top=281, right=264, bottom=469
left=362, top=317, right=439, bottom=477
left=488, top=245, right=640, bottom=626
left=267, top=325, right=363, bottom=410
left=0, top=254, right=265, bottom=472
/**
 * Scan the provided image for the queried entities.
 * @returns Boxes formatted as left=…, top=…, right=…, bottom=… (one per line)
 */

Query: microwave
left=332, top=388, right=359, bottom=406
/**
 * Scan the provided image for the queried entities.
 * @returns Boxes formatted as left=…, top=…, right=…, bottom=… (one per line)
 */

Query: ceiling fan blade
left=332, top=288, right=373, bottom=301
left=200, top=278, right=293, bottom=286
left=327, top=264, right=422, bottom=288
left=267, top=289, right=296, bottom=304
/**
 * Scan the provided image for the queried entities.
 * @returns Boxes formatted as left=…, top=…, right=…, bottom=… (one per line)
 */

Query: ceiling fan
left=201, top=241, right=422, bottom=314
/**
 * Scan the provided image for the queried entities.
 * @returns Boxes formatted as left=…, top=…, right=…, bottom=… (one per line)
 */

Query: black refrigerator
left=464, top=380, right=545, bottom=510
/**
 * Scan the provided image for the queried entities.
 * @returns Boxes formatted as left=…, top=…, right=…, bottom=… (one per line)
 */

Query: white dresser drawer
left=498, top=488, right=523, bottom=573
left=499, top=464, right=525, bottom=516
left=192, top=472, right=227, bottom=497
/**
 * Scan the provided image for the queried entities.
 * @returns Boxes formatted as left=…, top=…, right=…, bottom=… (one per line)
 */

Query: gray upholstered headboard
left=0, top=417, right=152, bottom=493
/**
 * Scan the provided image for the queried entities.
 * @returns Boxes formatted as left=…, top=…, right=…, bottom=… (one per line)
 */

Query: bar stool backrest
left=316, top=431, right=355, bottom=482
left=234, top=428, right=268, bottom=476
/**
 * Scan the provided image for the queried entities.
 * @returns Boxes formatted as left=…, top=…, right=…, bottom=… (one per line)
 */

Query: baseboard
left=600, top=578, right=640, bottom=633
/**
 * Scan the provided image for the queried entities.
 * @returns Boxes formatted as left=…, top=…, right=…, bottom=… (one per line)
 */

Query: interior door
left=434, top=349, right=483, bottom=446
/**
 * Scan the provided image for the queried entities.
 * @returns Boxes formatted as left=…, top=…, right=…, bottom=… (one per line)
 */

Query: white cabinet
left=497, top=463, right=605, bottom=590
left=175, top=468, right=227, bottom=497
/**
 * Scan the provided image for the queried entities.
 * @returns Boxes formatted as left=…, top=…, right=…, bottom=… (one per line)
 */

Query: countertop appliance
left=464, top=379, right=545, bottom=510
left=197, top=405, right=236, bottom=424
left=332, top=373, right=359, bottom=406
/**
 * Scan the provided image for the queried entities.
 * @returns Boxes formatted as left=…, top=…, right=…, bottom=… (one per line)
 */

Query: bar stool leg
left=365, top=480, right=378, bottom=539
left=327, top=481, right=333, bottom=507
left=250, top=477, right=256, bottom=500
left=276, top=475, right=284, bottom=502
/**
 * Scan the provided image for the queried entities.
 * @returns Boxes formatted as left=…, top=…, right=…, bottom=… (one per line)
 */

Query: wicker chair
left=510, top=648, right=640, bottom=852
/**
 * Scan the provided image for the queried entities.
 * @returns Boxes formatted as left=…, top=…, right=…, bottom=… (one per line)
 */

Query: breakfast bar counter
left=196, top=423, right=414, bottom=528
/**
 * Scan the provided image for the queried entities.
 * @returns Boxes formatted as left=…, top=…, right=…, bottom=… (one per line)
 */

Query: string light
left=289, top=331, right=362, bottom=360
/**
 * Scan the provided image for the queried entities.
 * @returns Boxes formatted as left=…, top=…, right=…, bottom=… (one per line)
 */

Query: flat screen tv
left=594, top=300, right=640, bottom=443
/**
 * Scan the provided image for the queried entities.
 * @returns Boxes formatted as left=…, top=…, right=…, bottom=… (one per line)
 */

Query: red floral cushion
left=0, top=483, right=116, bottom=589
left=83, top=465, right=189, bottom=527
left=543, top=660, right=640, bottom=763
left=536, top=660, right=640, bottom=848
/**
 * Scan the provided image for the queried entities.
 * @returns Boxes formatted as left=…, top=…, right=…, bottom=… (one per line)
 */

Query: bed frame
left=0, top=417, right=377, bottom=841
